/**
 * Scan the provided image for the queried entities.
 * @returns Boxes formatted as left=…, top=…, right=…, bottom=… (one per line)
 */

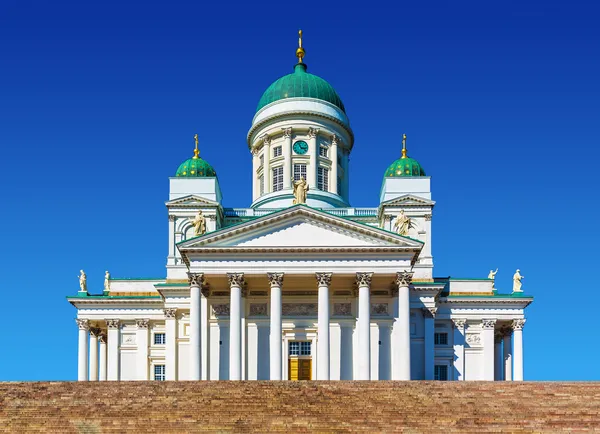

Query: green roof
left=175, top=156, right=216, bottom=178
left=257, top=63, right=345, bottom=113
left=384, top=156, right=426, bottom=178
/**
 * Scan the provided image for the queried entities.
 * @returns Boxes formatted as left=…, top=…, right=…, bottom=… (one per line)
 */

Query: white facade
left=69, top=47, right=532, bottom=382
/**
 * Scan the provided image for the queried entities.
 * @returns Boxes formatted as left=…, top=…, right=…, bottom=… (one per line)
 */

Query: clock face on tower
left=293, top=140, right=309, bottom=155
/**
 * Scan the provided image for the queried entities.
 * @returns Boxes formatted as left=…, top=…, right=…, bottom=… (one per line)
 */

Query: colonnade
left=187, top=271, right=413, bottom=381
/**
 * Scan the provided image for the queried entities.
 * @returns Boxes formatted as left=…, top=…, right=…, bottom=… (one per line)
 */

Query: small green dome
left=257, top=63, right=345, bottom=113
left=384, top=157, right=426, bottom=177
left=175, top=156, right=216, bottom=177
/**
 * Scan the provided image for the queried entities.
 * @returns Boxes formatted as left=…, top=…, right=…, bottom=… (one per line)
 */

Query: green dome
left=257, top=63, right=345, bottom=113
left=175, top=156, right=216, bottom=177
left=384, top=157, right=426, bottom=177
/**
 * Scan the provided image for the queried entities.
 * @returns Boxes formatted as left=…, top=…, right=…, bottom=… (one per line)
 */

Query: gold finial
left=193, top=134, right=199, bottom=159
left=401, top=133, right=407, bottom=159
left=296, top=29, right=305, bottom=63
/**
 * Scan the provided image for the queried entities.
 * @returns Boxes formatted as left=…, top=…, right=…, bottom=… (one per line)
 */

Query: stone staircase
left=1, top=381, right=600, bottom=432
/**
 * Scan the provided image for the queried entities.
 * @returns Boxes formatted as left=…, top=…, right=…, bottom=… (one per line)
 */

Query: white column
left=89, top=327, right=100, bottom=381
left=262, top=135, right=271, bottom=194
left=201, top=290, right=209, bottom=380
left=316, top=272, right=332, bottom=380
left=282, top=128, right=292, bottom=189
left=106, top=319, right=120, bottom=381
left=308, top=127, right=319, bottom=189
left=503, top=328, right=513, bottom=381
left=452, top=319, right=466, bottom=381
left=494, top=334, right=503, bottom=381
left=241, top=291, right=247, bottom=380
left=423, top=308, right=436, bottom=380
left=253, top=149, right=259, bottom=199
left=135, top=319, right=149, bottom=380
left=99, top=334, right=107, bottom=381
left=228, top=272, right=244, bottom=381
left=330, top=135, right=339, bottom=195
left=76, top=319, right=89, bottom=382
left=188, top=272, right=204, bottom=381
left=481, top=319, right=497, bottom=381
left=268, top=272, right=284, bottom=380
left=164, top=308, right=178, bottom=381
left=356, top=272, right=373, bottom=380
left=396, top=271, right=413, bottom=380
left=167, top=215, right=176, bottom=265
left=512, top=319, right=525, bottom=381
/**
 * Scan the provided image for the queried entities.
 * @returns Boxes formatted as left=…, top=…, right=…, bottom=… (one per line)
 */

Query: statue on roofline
left=488, top=268, right=498, bottom=288
left=292, top=176, right=309, bottom=205
left=104, top=271, right=111, bottom=292
left=193, top=210, right=207, bottom=236
left=513, top=269, right=524, bottom=293
left=78, top=270, right=87, bottom=292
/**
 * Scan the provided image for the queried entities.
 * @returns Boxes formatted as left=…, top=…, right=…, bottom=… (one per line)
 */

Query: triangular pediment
left=381, top=194, right=436, bottom=207
left=179, top=205, right=423, bottom=251
left=166, top=195, right=220, bottom=208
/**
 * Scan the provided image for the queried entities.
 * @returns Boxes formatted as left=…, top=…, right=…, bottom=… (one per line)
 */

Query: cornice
left=438, top=297, right=533, bottom=307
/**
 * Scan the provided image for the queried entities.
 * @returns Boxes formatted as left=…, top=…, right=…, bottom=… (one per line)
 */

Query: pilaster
left=512, top=319, right=526, bottom=381
left=308, top=127, right=319, bottom=188
left=423, top=307, right=436, bottom=380
left=136, top=319, right=150, bottom=380
left=164, top=308, right=178, bottom=381
left=481, top=319, right=497, bottom=381
left=188, top=272, right=204, bottom=381
left=452, top=319, right=466, bottom=380
left=106, top=319, right=120, bottom=381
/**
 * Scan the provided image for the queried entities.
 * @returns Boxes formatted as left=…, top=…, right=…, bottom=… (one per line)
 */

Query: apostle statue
left=193, top=210, right=207, bottom=236
left=394, top=210, right=412, bottom=236
left=104, top=271, right=111, bottom=292
left=512, top=269, right=524, bottom=293
left=78, top=270, right=87, bottom=292
left=488, top=268, right=498, bottom=289
left=292, top=176, right=309, bottom=204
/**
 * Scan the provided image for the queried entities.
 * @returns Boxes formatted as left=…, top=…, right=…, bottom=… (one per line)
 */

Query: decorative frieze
left=249, top=303, right=268, bottom=316
left=371, top=303, right=389, bottom=315
left=106, top=319, right=120, bottom=329
left=164, top=308, right=177, bottom=319
left=315, top=272, right=332, bottom=287
left=333, top=303, right=352, bottom=316
left=187, top=272, right=204, bottom=288
left=267, top=272, right=284, bottom=287
left=75, top=319, right=89, bottom=330
left=465, top=333, right=481, bottom=346
left=212, top=304, right=230, bottom=316
left=136, top=319, right=149, bottom=329
left=512, top=319, right=526, bottom=330
left=282, top=303, right=317, bottom=316
left=356, top=272, right=373, bottom=287
left=396, top=271, right=414, bottom=287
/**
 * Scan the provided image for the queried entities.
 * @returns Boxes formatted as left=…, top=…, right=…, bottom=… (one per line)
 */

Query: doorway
left=288, top=341, right=312, bottom=381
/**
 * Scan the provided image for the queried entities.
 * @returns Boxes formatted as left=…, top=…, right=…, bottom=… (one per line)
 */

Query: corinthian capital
left=168, top=215, right=176, bottom=222
left=76, top=319, right=89, bottom=330
left=396, top=271, right=414, bottom=287
left=315, top=272, right=332, bottom=287
left=261, top=134, right=271, bottom=146
left=308, top=127, right=320, bottom=139
left=187, top=272, right=204, bottom=288
left=452, top=318, right=467, bottom=329
left=331, top=134, right=339, bottom=145
left=282, top=127, right=292, bottom=138
left=227, top=272, right=245, bottom=288
left=512, top=319, right=526, bottom=330
left=164, top=308, right=177, bottom=319
left=136, top=319, right=149, bottom=329
left=356, top=272, right=373, bottom=287
left=267, top=272, right=284, bottom=287
left=482, top=319, right=497, bottom=330
left=106, top=319, right=120, bottom=329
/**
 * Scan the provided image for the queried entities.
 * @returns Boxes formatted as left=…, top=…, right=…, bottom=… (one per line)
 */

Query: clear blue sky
left=1, top=0, right=598, bottom=381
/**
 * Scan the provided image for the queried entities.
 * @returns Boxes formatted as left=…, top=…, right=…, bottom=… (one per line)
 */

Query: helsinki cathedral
left=69, top=32, right=532, bottom=383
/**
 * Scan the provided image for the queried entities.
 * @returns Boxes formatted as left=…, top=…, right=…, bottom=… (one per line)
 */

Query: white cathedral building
left=69, top=34, right=532, bottom=383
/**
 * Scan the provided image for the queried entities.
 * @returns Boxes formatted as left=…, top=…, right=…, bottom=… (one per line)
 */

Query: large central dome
left=256, top=63, right=345, bottom=113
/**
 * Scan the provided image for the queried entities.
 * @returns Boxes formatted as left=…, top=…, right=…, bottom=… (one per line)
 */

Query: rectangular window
left=288, top=341, right=311, bottom=356
left=434, top=365, right=448, bottom=381
left=272, top=167, right=283, bottom=192
left=259, top=174, right=264, bottom=195
left=154, top=365, right=166, bottom=381
left=273, top=146, right=282, bottom=158
left=293, top=164, right=307, bottom=181
left=300, top=341, right=311, bottom=355
left=434, top=332, right=448, bottom=346
left=317, top=167, right=329, bottom=191
left=319, top=146, right=328, bottom=157
left=289, top=341, right=299, bottom=356
left=154, top=333, right=166, bottom=345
